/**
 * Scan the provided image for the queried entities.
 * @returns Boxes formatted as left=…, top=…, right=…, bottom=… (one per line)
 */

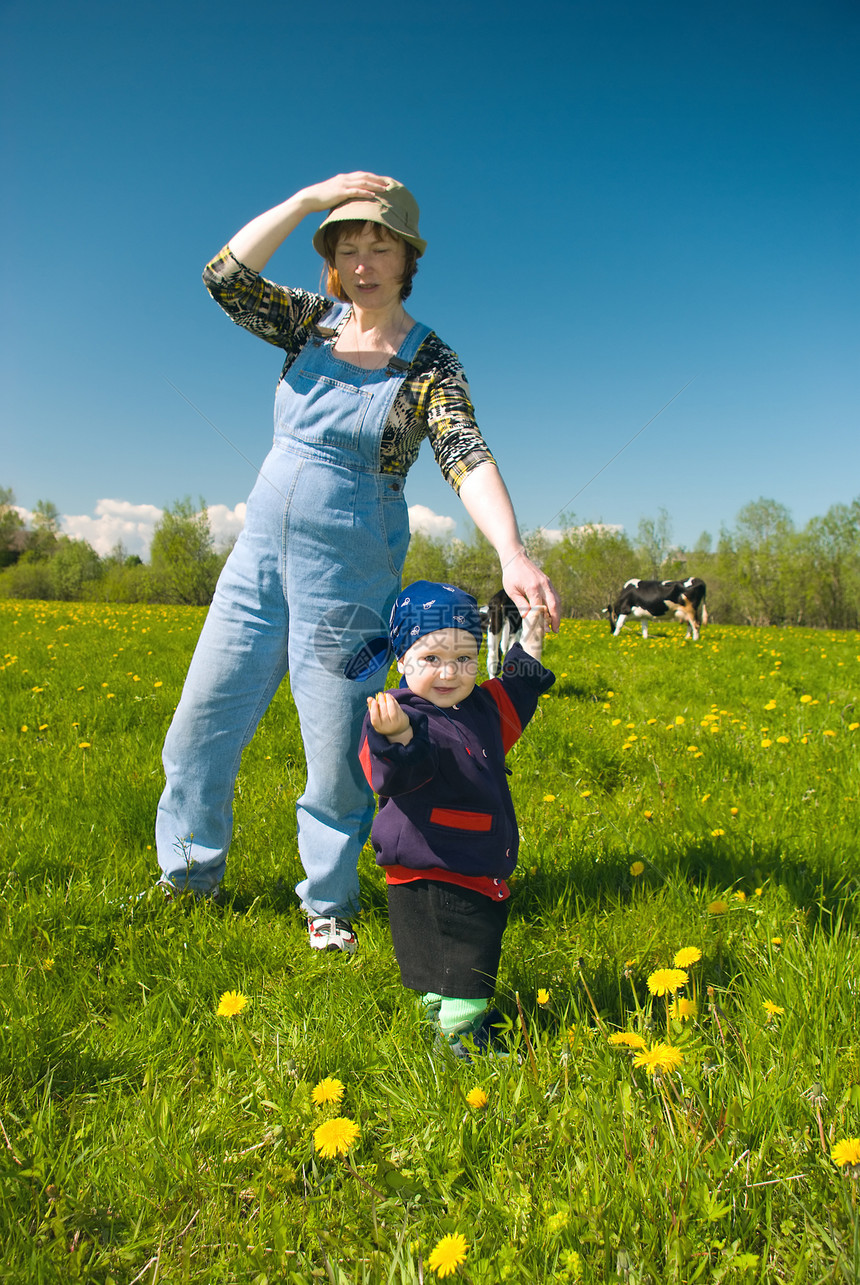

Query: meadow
left=1, top=600, right=859, bottom=1284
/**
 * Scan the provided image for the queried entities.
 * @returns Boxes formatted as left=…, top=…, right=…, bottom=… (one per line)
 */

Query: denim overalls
left=156, top=304, right=430, bottom=913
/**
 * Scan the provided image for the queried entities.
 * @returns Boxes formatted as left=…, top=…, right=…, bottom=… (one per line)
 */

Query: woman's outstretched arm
left=457, top=461, right=560, bottom=629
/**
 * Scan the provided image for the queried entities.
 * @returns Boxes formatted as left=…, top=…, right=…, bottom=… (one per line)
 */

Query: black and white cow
left=483, top=589, right=523, bottom=678
left=604, top=577, right=708, bottom=641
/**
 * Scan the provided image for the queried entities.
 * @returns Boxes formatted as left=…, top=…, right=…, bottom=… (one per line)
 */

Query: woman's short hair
left=320, top=219, right=419, bottom=302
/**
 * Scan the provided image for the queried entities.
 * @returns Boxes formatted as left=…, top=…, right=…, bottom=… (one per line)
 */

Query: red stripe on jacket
left=429, top=807, right=493, bottom=831
left=481, top=678, right=523, bottom=752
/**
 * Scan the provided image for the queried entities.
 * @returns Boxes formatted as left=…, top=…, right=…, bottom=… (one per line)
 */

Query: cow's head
left=602, top=604, right=617, bottom=633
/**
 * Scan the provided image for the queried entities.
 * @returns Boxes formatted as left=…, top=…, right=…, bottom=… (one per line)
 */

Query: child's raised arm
left=520, top=605, right=550, bottom=662
left=367, top=692, right=413, bottom=745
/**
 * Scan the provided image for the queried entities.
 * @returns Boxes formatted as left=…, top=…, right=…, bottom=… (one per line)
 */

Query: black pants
left=387, top=880, right=509, bottom=999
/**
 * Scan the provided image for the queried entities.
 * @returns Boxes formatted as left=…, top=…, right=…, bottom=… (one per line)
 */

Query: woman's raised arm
left=228, top=172, right=392, bottom=272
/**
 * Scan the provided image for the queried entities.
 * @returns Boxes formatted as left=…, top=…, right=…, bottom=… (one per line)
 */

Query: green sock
left=421, top=992, right=443, bottom=1020
left=439, top=997, right=488, bottom=1036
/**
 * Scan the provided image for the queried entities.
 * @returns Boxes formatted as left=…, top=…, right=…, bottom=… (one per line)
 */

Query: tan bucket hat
left=312, top=180, right=426, bottom=258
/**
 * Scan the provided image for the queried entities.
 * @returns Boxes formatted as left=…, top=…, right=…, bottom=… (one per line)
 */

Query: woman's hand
left=299, top=172, right=392, bottom=214
left=367, top=691, right=413, bottom=744
left=457, top=463, right=561, bottom=630
left=502, top=553, right=561, bottom=633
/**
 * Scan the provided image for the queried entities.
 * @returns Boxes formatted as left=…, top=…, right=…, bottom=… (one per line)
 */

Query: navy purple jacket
left=359, top=644, right=555, bottom=879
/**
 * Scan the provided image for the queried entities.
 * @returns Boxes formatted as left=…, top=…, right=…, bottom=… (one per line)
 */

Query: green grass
left=1, top=602, right=859, bottom=1283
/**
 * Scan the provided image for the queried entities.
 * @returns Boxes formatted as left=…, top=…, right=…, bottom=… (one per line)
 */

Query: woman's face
left=333, top=223, right=408, bottom=311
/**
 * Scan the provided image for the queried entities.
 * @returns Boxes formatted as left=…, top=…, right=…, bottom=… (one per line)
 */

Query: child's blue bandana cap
left=390, top=581, right=484, bottom=659
left=343, top=580, right=483, bottom=682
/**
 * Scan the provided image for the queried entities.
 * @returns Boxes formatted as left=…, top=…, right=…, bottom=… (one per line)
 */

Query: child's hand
left=367, top=692, right=413, bottom=744
left=520, top=605, right=549, bottom=661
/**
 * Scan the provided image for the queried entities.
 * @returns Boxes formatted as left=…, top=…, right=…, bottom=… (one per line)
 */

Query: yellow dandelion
left=701, top=793, right=711, bottom=802
left=708, top=900, right=728, bottom=915
left=607, top=1032, right=646, bottom=1049
left=800, top=694, right=812, bottom=703
left=643, top=809, right=653, bottom=820
left=764, top=700, right=776, bottom=710
left=311, top=1077, right=345, bottom=1106
left=849, top=722, right=859, bottom=731
left=646, top=968, right=688, bottom=996
left=536, top=988, right=550, bottom=1005
left=832, top=1139, right=860, bottom=1167
left=771, top=937, right=782, bottom=945
left=630, top=861, right=645, bottom=877
left=675, top=715, right=685, bottom=725
left=734, top=890, right=747, bottom=903
left=762, top=1000, right=785, bottom=1017
left=43, top=958, right=54, bottom=971
left=428, top=1232, right=468, bottom=1278
left=78, top=741, right=91, bottom=749
left=313, top=1116, right=360, bottom=1159
left=730, top=807, right=739, bottom=816
left=823, top=729, right=836, bottom=737
left=216, top=990, right=248, bottom=1018
left=673, top=946, right=702, bottom=968
left=761, top=738, right=772, bottom=748
left=776, top=735, right=789, bottom=744
left=633, top=1043, right=683, bottom=1075
left=669, top=997, right=697, bottom=1021
left=543, top=793, right=556, bottom=802
left=580, top=789, right=592, bottom=797
left=711, top=828, right=725, bottom=837
left=465, top=1086, right=488, bottom=1109
left=20, top=725, right=29, bottom=733
left=612, top=718, right=622, bottom=726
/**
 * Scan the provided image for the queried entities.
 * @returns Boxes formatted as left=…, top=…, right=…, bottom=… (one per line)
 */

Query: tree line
left=2, top=486, right=858, bottom=629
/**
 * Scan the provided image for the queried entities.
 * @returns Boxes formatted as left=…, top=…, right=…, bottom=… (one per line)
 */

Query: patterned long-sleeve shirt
left=203, top=247, right=496, bottom=492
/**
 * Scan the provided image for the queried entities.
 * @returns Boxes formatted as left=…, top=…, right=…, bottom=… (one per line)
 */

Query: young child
left=358, top=581, right=554, bottom=1057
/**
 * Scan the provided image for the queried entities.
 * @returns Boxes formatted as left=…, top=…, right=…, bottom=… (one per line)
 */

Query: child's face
left=397, top=628, right=479, bottom=708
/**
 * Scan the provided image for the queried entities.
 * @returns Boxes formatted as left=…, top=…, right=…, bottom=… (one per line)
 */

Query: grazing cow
left=483, top=589, right=523, bottom=678
left=604, top=577, right=708, bottom=641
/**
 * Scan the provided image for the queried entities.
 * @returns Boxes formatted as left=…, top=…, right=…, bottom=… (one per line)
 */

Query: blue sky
left=2, top=0, right=857, bottom=558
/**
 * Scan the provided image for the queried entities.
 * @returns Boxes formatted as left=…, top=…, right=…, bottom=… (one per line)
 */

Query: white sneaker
left=308, top=915, right=357, bottom=954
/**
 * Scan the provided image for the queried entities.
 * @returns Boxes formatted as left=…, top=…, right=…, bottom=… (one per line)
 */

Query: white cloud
left=573, top=522, right=624, bottom=537
left=408, top=504, right=457, bottom=540
left=55, top=498, right=247, bottom=559
left=529, top=527, right=565, bottom=545
left=207, top=503, right=246, bottom=550
left=62, top=499, right=164, bottom=558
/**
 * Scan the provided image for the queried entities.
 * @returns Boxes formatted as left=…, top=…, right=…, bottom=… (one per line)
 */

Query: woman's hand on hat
left=301, top=172, right=392, bottom=213
left=367, top=691, right=413, bottom=744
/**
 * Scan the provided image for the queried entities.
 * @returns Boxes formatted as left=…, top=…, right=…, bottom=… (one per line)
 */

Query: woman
left=154, top=172, right=559, bottom=951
